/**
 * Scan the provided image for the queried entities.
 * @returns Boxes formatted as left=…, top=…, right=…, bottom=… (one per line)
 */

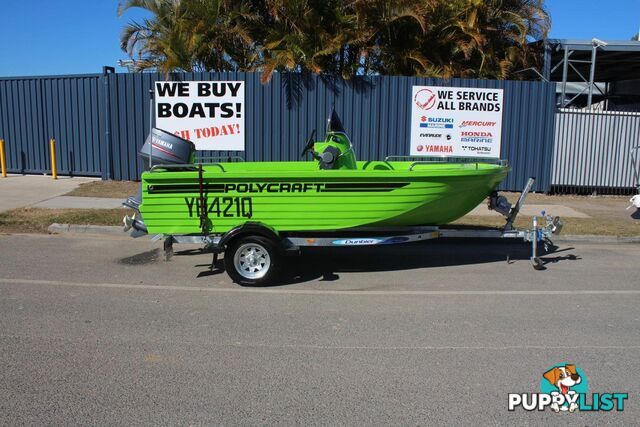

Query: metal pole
left=148, top=89, right=154, bottom=169
left=542, top=40, right=551, bottom=82
left=587, top=44, right=598, bottom=108
left=49, top=138, right=58, bottom=180
left=101, top=67, right=114, bottom=180
left=0, top=139, right=6, bottom=177
left=560, top=46, right=569, bottom=108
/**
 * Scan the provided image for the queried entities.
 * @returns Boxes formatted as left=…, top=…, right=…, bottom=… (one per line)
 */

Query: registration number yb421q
left=185, top=197, right=253, bottom=218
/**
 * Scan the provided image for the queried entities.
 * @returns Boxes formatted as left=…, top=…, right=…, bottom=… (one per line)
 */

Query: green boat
left=124, top=110, right=514, bottom=285
left=133, top=111, right=509, bottom=236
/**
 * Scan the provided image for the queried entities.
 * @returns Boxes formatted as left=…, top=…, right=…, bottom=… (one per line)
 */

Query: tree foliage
left=119, top=0, right=550, bottom=80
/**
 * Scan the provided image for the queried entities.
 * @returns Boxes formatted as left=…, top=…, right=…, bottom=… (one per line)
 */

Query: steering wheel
left=300, top=129, right=317, bottom=159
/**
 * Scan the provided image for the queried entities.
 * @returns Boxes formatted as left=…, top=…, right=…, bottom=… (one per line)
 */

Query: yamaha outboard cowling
left=123, top=128, right=196, bottom=234
left=139, top=128, right=195, bottom=170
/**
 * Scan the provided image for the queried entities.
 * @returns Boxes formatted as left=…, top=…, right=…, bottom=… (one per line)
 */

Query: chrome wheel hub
left=234, top=243, right=271, bottom=279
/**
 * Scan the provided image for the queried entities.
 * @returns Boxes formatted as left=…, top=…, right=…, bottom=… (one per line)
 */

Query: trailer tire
left=224, top=235, right=281, bottom=286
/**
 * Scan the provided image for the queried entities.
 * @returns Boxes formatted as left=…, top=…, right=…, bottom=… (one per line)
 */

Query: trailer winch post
left=505, top=177, right=535, bottom=230
left=0, top=139, right=6, bottom=178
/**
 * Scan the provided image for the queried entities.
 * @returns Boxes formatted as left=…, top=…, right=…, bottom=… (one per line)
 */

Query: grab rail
left=408, top=159, right=508, bottom=171
left=385, top=155, right=507, bottom=165
left=150, top=162, right=226, bottom=173
left=195, top=155, right=245, bottom=162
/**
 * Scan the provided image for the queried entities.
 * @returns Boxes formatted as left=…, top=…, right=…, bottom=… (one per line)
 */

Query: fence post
left=101, top=66, right=115, bottom=180
left=0, top=139, right=6, bottom=177
left=49, top=138, right=57, bottom=180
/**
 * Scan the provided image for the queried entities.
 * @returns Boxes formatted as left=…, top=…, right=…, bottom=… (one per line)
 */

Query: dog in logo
left=543, top=364, right=582, bottom=412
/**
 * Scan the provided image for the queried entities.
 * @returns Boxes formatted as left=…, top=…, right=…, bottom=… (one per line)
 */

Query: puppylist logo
left=508, top=363, right=628, bottom=413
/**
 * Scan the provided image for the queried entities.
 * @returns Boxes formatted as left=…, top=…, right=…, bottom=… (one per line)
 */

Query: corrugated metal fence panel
left=1, top=71, right=556, bottom=191
left=552, top=109, right=640, bottom=193
left=0, top=74, right=103, bottom=176
left=104, top=72, right=556, bottom=191
left=0, top=77, right=48, bottom=174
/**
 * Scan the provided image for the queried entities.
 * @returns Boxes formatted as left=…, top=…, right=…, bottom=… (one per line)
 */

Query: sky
left=0, top=0, right=639, bottom=77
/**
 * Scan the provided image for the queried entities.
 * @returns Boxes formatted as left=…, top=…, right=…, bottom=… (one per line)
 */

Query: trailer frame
left=125, top=177, right=563, bottom=284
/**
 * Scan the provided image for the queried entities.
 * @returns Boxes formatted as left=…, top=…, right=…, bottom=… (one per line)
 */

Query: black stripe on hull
left=322, top=183, right=407, bottom=192
left=147, top=182, right=409, bottom=194
left=147, top=184, right=225, bottom=194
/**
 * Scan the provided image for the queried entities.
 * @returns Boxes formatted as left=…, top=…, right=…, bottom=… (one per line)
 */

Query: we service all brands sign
left=410, top=86, right=504, bottom=158
left=155, top=81, right=245, bottom=151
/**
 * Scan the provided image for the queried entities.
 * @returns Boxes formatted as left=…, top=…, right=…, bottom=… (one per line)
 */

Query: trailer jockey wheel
left=224, top=235, right=281, bottom=286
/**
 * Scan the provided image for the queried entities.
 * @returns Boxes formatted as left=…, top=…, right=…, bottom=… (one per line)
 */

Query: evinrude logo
left=508, top=363, right=628, bottom=413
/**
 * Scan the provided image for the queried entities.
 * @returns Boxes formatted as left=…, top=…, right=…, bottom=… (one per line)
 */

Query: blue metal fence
left=0, top=74, right=104, bottom=176
left=0, top=71, right=557, bottom=191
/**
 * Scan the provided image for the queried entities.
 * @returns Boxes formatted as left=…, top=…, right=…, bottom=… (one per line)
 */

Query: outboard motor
left=139, top=128, right=196, bottom=169
left=124, top=128, right=196, bottom=234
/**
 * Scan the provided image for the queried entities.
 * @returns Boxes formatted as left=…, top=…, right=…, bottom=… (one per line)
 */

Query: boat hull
left=139, top=161, right=509, bottom=235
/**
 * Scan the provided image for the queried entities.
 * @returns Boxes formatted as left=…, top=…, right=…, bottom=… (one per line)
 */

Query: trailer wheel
left=225, top=235, right=281, bottom=286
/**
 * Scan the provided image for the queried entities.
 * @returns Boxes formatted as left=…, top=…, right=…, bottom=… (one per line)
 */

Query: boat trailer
left=126, top=177, right=562, bottom=282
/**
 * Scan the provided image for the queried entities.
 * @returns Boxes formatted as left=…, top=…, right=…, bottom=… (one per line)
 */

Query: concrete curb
left=48, top=223, right=124, bottom=235
left=553, top=234, right=640, bottom=244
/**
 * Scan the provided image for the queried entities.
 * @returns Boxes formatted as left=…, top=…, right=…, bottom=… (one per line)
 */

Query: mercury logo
left=459, top=120, right=497, bottom=127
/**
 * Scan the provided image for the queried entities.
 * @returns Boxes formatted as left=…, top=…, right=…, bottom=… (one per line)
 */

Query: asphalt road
left=0, top=233, right=638, bottom=425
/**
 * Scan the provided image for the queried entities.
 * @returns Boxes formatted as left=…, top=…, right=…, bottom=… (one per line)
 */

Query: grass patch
left=0, top=208, right=130, bottom=234
left=65, top=180, right=140, bottom=198
left=454, top=215, right=640, bottom=237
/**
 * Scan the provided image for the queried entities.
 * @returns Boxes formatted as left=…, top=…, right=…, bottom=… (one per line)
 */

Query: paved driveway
left=0, top=233, right=638, bottom=424
left=0, top=175, right=95, bottom=212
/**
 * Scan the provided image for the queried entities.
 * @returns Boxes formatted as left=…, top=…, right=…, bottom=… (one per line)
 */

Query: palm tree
left=118, top=0, right=261, bottom=73
left=426, top=0, right=551, bottom=79
left=257, top=0, right=355, bottom=82
left=118, top=0, right=551, bottom=80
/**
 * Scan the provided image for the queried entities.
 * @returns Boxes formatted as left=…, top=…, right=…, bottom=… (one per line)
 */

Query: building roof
left=545, top=38, right=640, bottom=82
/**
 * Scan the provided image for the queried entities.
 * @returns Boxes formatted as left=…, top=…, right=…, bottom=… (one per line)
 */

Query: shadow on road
left=277, top=240, right=578, bottom=285
left=117, top=248, right=161, bottom=265
left=175, top=239, right=579, bottom=286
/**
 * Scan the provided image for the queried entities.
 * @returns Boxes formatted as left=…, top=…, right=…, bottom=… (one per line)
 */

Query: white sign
left=410, top=86, right=504, bottom=158
left=155, top=81, right=245, bottom=151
